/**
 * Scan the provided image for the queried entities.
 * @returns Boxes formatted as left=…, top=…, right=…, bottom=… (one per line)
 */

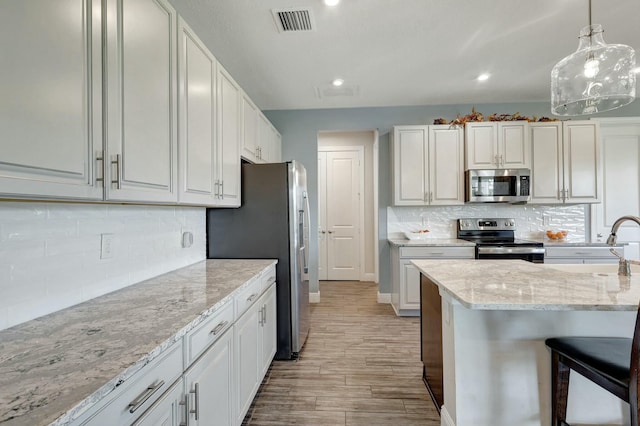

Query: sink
left=542, top=263, right=640, bottom=274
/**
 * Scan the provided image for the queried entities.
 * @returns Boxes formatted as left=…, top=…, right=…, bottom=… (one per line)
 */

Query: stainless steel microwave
left=465, top=169, right=531, bottom=203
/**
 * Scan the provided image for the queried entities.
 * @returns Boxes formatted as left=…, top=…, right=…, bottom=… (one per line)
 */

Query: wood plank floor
left=243, top=281, right=440, bottom=425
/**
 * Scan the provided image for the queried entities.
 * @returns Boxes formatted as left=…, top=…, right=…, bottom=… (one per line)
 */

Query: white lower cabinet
left=183, top=327, right=234, bottom=426
left=235, top=281, right=277, bottom=424
left=390, top=245, right=474, bottom=316
left=545, top=246, right=624, bottom=264
left=76, top=266, right=276, bottom=426
left=133, top=379, right=184, bottom=426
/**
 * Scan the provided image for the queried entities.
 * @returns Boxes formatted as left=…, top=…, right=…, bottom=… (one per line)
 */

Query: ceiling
left=169, top=0, right=640, bottom=111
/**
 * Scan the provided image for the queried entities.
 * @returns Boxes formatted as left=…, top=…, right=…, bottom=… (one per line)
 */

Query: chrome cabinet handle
left=247, top=293, right=258, bottom=302
left=220, top=180, right=224, bottom=199
left=328, top=230, right=334, bottom=234
left=179, top=394, right=189, bottom=426
left=95, top=151, right=104, bottom=185
left=263, top=304, right=267, bottom=324
left=429, top=192, right=433, bottom=203
left=258, top=305, right=264, bottom=326
left=210, top=320, right=228, bottom=335
left=214, top=180, right=220, bottom=199
left=189, top=383, right=199, bottom=420
left=111, top=154, right=122, bottom=189
left=128, top=380, right=165, bottom=413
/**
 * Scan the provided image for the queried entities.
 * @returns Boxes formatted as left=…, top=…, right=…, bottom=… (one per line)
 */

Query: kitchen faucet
left=606, top=215, right=640, bottom=276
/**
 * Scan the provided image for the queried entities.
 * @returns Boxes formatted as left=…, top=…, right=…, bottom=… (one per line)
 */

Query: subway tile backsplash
left=388, top=204, right=587, bottom=240
left=0, top=202, right=206, bottom=331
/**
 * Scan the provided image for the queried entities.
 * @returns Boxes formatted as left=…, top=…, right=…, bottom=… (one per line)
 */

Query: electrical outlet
left=100, top=233, right=114, bottom=259
left=543, top=215, right=551, bottom=226
left=181, top=230, right=193, bottom=248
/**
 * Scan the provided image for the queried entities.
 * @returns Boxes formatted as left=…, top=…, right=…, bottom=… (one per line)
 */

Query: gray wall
left=265, top=101, right=640, bottom=295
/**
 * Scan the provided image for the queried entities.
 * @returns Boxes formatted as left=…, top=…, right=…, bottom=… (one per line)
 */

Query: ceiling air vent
left=272, top=8, right=315, bottom=33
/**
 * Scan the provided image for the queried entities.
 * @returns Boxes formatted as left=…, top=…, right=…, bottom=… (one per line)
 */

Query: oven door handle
left=477, top=246, right=546, bottom=255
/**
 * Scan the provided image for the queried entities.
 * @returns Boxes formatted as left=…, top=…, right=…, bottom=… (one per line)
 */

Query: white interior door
left=591, top=118, right=640, bottom=242
left=325, top=150, right=362, bottom=280
left=318, top=153, right=328, bottom=280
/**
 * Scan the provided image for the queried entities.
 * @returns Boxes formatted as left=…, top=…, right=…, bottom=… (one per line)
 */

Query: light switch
left=100, top=234, right=114, bottom=259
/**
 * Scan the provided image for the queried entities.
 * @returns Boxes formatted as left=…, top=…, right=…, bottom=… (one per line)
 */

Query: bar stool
left=545, top=305, right=640, bottom=426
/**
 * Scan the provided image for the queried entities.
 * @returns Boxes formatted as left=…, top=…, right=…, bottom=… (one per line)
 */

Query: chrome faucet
left=607, top=215, right=640, bottom=276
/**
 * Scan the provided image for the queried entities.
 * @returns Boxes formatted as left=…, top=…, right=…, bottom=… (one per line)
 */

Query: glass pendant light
left=551, top=0, right=636, bottom=116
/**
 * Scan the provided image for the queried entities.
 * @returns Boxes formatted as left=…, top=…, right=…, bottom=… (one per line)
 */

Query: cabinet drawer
left=400, top=246, right=475, bottom=259
left=80, top=341, right=183, bottom=425
left=545, top=246, right=622, bottom=259
left=184, top=299, right=234, bottom=366
left=235, top=277, right=263, bottom=318
left=261, top=265, right=276, bottom=293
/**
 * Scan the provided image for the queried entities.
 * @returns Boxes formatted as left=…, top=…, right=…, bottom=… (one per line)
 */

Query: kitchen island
left=413, top=259, right=639, bottom=426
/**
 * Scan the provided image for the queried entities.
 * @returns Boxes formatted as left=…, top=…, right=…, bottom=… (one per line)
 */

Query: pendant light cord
left=588, top=0, right=592, bottom=28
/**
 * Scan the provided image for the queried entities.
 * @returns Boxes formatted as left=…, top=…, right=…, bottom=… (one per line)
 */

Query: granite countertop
left=0, top=259, right=276, bottom=426
left=412, top=259, right=640, bottom=311
left=387, top=238, right=475, bottom=247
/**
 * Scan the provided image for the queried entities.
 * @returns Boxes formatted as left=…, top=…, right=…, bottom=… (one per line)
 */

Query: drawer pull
left=179, top=394, right=189, bottom=426
left=574, top=252, right=592, bottom=255
left=190, top=383, right=200, bottom=420
left=210, top=320, right=229, bottom=335
left=247, top=293, right=258, bottom=302
left=128, top=379, right=165, bottom=413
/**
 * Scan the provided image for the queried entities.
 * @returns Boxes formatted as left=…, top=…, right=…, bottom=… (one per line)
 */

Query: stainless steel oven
left=465, top=169, right=531, bottom=203
left=457, top=218, right=545, bottom=263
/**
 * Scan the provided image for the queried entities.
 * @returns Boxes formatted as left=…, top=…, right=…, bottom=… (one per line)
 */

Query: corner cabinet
left=465, top=121, right=530, bottom=169
left=530, top=120, right=600, bottom=204
left=0, top=0, right=104, bottom=201
left=103, top=0, right=179, bottom=203
left=391, top=125, right=464, bottom=206
left=390, top=245, right=474, bottom=316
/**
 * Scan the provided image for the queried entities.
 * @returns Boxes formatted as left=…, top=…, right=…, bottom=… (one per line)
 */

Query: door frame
left=319, top=145, right=366, bottom=281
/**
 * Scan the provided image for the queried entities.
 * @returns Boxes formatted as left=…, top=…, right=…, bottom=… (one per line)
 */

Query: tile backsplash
left=0, top=202, right=206, bottom=331
left=388, top=204, right=588, bottom=240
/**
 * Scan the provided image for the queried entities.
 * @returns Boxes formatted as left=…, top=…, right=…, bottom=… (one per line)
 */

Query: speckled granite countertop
left=0, top=259, right=276, bottom=426
left=412, top=259, right=640, bottom=311
left=387, top=238, right=475, bottom=247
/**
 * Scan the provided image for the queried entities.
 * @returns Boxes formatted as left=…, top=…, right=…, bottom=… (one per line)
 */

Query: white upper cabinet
left=529, top=122, right=564, bottom=204
left=256, top=113, right=271, bottom=163
left=562, top=121, right=600, bottom=203
left=465, top=121, right=530, bottom=169
left=104, top=0, right=178, bottom=203
left=392, top=125, right=464, bottom=206
left=0, top=0, right=104, bottom=201
left=241, top=93, right=259, bottom=162
left=177, top=18, right=216, bottom=205
left=530, top=120, right=600, bottom=204
left=216, top=65, right=242, bottom=207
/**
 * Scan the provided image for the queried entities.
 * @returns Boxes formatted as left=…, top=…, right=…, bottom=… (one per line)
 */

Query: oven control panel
left=458, top=218, right=516, bottom=231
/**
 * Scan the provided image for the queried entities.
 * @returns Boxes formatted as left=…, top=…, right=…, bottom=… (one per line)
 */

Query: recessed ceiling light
left=332, top=78, right=344, bottom=87
left=324, top=0, right=340, bottom=5
left=477, top=73, right=490, bottom=82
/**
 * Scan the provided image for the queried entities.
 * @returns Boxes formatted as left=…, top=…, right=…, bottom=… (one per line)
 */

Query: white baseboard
left=377, top=292, right=391, bottom=304
left=362, top=272, right=375, bottom=282
left=441, top=406, right=455, bottom=426
left=309, top=292, right=320, bottom=303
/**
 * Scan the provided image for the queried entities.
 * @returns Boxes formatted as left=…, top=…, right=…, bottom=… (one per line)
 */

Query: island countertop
left=0, top=259, right=276, bottom=426
left=411, top=259, right=640, bottom=311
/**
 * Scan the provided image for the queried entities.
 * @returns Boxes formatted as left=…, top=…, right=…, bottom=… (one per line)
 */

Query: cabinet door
left=465, top=122, right=497, bottom=169
left=184, top=329, right=234, bottom=426
left=256, top=113, right=271, bottom=163
left=104, top=0, right=178, bottom=203
left=428, top=125, right=464, bottom=205
left=530, top=122, right=563, bottom=204
left=259, top=284, right=277, bottom=377
left=216, top=65, right=241, bottom=207
left=177, top=18, right=215, bottom=205
left=498, top=121, right=530, bottom=168
left=234, top=302, right=261, bottom=424
left=400, top=260, right=421, bottom=310
left=563, top=121, right=600, bottom=203
left=133, top=379, right=183, bottom=426
left=0, top=0, right=103, bottom=201
left=392, top=126, right=428, bottom=205
left=241, top=93, right=258, bottom=162
left=273, top=130, right=282, bottom=162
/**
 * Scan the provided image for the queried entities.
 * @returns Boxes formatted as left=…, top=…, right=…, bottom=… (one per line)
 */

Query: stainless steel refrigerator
left=206, top=161, right=310, bottom=360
